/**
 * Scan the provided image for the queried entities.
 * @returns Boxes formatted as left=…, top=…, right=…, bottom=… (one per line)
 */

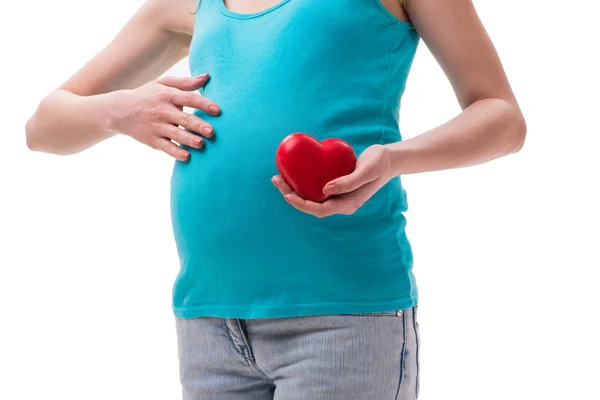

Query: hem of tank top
left=218, top=0, right=293, bottom=20
left=173, top=296, right=419, bottom=319
left=371, top=0, right=416, bottom=29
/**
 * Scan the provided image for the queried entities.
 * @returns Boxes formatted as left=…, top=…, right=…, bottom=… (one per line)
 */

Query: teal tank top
left=170, top=0, right=421, bottom=319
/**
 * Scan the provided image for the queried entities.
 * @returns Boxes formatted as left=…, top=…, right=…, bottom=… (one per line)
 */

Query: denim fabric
left=175, top=306, right=420, bottom=399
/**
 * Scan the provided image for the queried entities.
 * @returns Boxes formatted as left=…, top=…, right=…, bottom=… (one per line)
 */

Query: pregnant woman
left=25, top=0, right=526, bottom=398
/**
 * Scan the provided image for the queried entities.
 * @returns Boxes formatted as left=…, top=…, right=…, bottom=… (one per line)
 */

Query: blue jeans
left=175, top=306, right=420, bottom=399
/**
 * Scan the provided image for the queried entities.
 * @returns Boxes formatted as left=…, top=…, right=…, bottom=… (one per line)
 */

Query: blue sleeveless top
left=170, top=0, right=420, bottom=319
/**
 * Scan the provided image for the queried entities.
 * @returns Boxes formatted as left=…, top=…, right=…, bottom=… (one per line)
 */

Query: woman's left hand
left=271, top=144, right=395, bottom=217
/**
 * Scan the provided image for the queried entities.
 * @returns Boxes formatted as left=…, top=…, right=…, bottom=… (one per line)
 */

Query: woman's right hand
left=110, top=73, right=220, bottom=161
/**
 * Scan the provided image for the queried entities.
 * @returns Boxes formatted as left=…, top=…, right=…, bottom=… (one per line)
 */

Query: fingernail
left=323, top=183, right=338, bottom=195
left=202, top=126, right=213, bottom=137
left=197, top=73, right=209, bottom=80
left=271, top=178, right=278, bottom=188
left=193, top=138, right=202, bottom=147
left=180, top=153, right=189, bottom=161
left=208, top=105, right=220, bottom=115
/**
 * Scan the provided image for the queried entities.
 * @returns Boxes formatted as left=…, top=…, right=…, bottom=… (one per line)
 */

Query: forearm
left=387, top=98, right=526, bottom=176
left=25, top=89, right=120, bottom=155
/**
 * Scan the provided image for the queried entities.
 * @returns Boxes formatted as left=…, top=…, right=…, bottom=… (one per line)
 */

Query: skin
left=25, top=0, right=526, bottom=217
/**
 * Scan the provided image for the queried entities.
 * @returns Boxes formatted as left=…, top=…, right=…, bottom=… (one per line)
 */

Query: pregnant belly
left=169, top=110, right=406, bottom=276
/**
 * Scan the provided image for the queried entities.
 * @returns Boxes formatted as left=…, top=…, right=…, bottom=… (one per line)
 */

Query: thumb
left=323, top=165, right=377, bottom=196
left=157, top=73, right=209, bottom=92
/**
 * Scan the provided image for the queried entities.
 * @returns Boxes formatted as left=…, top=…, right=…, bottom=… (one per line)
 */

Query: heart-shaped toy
left=275, top=133, right=357, bottom=203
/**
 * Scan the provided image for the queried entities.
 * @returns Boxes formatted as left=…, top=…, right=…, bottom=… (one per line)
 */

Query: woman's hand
left=272, top=144, right=394, bottom=217
left=109, top=74, right=221, bottom=161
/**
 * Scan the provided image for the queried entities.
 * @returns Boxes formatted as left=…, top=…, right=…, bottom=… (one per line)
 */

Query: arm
left=272, top=0, right=526, bottom=217
left=25, top=0, right=215, bottom=158
left=387, top=0, right=526, bottom=175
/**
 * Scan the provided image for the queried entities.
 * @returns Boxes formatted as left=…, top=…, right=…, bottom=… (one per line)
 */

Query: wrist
left=101, top=89, right=130, bottom=134
left=383, top=142, right=409, bottom=177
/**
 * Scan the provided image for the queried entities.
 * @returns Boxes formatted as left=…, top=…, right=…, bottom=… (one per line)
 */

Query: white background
left=1, top=1, right=599, bottom=399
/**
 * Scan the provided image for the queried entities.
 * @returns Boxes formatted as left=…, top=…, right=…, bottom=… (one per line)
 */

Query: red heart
left=275, top=133, right=357, bottom=203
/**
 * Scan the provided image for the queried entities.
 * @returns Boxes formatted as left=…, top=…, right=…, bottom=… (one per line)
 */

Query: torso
left=169, top=0, right=421, bottom=318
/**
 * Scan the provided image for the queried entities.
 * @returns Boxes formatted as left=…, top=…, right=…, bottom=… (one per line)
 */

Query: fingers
left=271, top=175, right=334, bottom=217
left=271, top=176, right=296, bottom=206
left=323, top=164, right=378, bottom=196
left=166, top=109, right=214, bottom=139
left=321, top=180, right=381, bottom=216
left=285, top=193, right=333, bottom=217
left=151, top=137, right=190, bottom=161
left=157, top=73, right=209, bottom=92
left=159, top=124, right=205, bottom=149
left=272, top=174, right=382, bottom=218
left=157, top=73, right=221, bottom=115
left=170, top=90, right=221, bottom=116
left=271, top=176, right=294, bottom=195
